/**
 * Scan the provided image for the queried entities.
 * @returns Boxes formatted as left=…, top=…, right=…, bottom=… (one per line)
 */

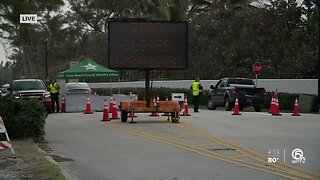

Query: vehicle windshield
left=12, top=81, right=46, bottom=91
left=228, top=79, right=254, bottom=86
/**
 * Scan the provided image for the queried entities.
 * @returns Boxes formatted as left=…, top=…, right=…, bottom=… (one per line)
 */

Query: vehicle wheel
left=254, top=106, right=262, bottom=112
left=224, top=96, right=232, bottom=111
left=121, top=110, right=128, bottom=122
left=207, top=98, right=217, bottom=110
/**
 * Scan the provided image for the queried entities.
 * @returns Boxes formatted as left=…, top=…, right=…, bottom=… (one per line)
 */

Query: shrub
left=0, top=95, right=47, bottom=142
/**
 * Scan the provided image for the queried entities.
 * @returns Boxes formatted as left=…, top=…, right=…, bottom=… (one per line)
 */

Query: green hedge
left=94, top=88, right=318, bottom=112
left=0, top=95, right=47, bottom=142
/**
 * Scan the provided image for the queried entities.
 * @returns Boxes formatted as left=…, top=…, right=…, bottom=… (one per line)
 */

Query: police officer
left=49, top=79, right=60, bottom=113
left=190, top=77, right=203, bottom=112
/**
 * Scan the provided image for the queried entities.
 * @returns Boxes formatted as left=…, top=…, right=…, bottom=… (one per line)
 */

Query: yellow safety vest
left=50, top=82, right=59, bottom=93
left=192, top=82, right=200, bottom=96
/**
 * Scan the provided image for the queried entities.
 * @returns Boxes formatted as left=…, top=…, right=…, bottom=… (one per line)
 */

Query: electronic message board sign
left=108, top=21, right=188, bottom=69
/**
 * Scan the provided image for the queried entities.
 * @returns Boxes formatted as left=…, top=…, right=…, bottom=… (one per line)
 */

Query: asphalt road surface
left=45, top=110, right=320, bottom=180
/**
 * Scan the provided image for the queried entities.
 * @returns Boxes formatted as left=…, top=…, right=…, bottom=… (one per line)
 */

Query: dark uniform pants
left=51, top=93, right=59, bottom=112
left=193, top=95, right=200, bottom=112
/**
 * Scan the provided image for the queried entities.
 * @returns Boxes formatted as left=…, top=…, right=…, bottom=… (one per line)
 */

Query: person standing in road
left=49, top=79, right=60, bottom=113
left=190, top=77, right=203, bottom=112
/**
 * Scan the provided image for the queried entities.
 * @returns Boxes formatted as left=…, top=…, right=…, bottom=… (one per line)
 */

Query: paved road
left=45, top=110, right=320, bottom=180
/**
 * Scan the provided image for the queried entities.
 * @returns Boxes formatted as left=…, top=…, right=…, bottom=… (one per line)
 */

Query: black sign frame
left=107, top=20, right=188, bottom=70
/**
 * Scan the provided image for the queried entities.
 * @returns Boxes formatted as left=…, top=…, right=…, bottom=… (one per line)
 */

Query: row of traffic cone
left=231, top=95, right=301, bottom=116
left=269, top=95, right=300, bottom=116
left=101, top=97, right=120, bottom=121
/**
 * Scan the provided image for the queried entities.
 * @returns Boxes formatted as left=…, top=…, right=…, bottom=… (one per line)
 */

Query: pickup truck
left=7, top=79, right=52, bottom=113
left=207, top=77, right=266, bottom=112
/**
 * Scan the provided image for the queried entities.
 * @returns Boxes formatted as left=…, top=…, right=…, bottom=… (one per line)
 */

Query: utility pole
left=44, top=37, right=48, bottom=80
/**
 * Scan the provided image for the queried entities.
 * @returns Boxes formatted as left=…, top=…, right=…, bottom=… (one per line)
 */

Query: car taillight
left=232, top=88, right=237, bottom=96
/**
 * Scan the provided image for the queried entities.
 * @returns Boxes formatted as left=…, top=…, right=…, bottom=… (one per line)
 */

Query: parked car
left=207, top=77, right=266, bottom=112
left=8, top=79, right=52, bottom=113
left=65, top=82, right=92, bottom=95
left=1, top=83, right=10, bottom=96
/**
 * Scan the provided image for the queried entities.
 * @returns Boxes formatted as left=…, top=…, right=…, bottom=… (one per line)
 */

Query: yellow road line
left=101, top=122, right=319, bottom=179
left=167, top=135, right=193, bottom=140
left=179, top=123, right=320, bottom=178
left=192, top=143, right=216, bottom=148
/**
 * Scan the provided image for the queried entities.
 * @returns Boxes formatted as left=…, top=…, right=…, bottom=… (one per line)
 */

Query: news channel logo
left=267, top=148, right=306, bottom=164
left=292, top=148, right=306, bottom=164
left=20, top=14, right=37, bottom=24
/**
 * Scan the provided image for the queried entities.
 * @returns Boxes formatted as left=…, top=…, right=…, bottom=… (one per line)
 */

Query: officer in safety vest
left=190, top=77, right=203, bottom=112
left=49, top=79, right=60, bottom=113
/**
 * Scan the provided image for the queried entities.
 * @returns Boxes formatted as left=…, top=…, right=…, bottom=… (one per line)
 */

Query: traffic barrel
left=292, top=97, right=301, bottom=116
left=101, top=99, right=110, bottom=121
left=84, top=95, right=93, bottom=114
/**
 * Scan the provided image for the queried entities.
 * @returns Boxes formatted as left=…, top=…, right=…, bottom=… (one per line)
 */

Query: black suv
left=8, top=79, right=52, bottom=113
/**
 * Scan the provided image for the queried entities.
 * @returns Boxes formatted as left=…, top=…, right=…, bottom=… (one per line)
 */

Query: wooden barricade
left=0, top=116, right=14, bottom=154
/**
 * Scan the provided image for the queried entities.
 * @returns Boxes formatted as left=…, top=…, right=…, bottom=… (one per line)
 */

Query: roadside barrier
left=292, top=97, right=301, bottom=116
left=0, top=116, right=14, bottom=154
left=232, top=95, right=241, bottom=115
left=101, top=99, right=110, bottom=121
left=84, top=95, right=93, bottom=114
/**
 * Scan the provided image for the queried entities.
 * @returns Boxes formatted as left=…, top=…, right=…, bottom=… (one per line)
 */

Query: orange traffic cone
left=101, top=99, right=110, bottom=121
left=61, top=95, right=66, bottom=113
left=292, top=97, right=301, bottom=116
left=110, top=98, right=119, bottom=119
left=272, top=97, right=282, bottom=116
left=162, top=96, right=170, bottom=116
left=109, top=96, right=114, bottom=112
left=84, top=95, right=93, bottom=114
left=232, top=95, right=241, bottom=115
left=149, top=96, right=159, bottom=117
left=180, top=97, right=191, bottom=116
left=269, top=95, right=276, bottom=114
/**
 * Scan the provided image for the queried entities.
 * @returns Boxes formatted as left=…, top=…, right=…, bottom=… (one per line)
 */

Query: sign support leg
left=145, top=70, right=150, bottom=107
